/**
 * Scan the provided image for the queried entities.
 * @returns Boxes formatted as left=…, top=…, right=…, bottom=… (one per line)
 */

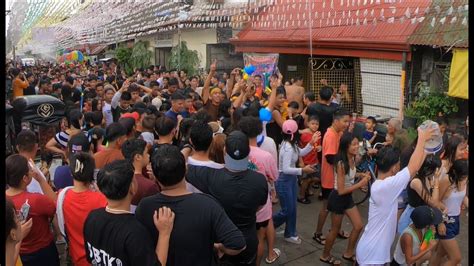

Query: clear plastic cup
left=418, top=120, right=443, bottom=154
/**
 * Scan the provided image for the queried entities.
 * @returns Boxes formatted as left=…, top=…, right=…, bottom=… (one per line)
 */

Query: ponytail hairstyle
left=334, top=132, right=357, bottom=175
left=68, top=109, right=84, bottom=130
left=448, top=159, right=468, bottom=191
left=69, top=152, right=95, bottom=184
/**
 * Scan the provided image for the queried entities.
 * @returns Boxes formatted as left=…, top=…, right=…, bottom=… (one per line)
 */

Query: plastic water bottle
left=418, top=120, right=443, bottom=154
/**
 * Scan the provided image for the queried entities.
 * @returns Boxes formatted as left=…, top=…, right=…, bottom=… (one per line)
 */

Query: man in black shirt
left=306, top=86, right=339, bottom=162
left=186, top=131, right=268, bottom=266
left=136, top=144, right=246, bottom=266
left=84, top=160, right=174, bottom=266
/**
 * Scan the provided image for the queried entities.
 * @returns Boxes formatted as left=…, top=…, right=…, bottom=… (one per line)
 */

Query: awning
left=88, top=44, right=108, bottom=55
left=448, top=48, right=468, bottom=99
left=231, top=0, right=431, bottom=61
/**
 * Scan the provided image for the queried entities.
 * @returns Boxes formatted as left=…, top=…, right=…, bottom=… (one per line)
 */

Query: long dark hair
left=442, top=136, right=463, bottom=165
left=334, top=132, right=356, bottom=174
left=414, top=154, right=441, bottom=202
left=448, top=159, right=468, bottom=190
left=281, top=129, right=300, bottom=152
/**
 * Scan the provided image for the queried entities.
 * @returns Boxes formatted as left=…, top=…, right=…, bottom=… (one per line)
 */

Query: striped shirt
left=54, top=131, right=91, bottom=149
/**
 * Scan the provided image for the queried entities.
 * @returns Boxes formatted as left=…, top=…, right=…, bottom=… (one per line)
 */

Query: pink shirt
left=248, top=146, right=278, bottom=222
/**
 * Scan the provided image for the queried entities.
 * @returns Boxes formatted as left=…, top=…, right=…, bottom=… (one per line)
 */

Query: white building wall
left=172, top=28, right=217, bottom=68
left=360, top=58, right=402, bottom=118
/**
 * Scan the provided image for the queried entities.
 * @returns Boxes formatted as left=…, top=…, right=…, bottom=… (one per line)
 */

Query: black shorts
left=327, top=190, right=355, bottom=215
left=256, top=219, right=269, bottom=230
left=321, top=188, right=333, bottom=200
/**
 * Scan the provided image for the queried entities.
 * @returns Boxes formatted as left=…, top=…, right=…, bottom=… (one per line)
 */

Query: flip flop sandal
left=312, top=232, right=326, bottom=245
left=265, top=248, right=281, bottom=264
left=319, top=255, right=341, bottom=265
left=337, top=230, right=350, bottom=239
left=297, top=197, right=311, bottom=204
left=327, top=229, right=350, bottom=239
left=342, top=254, right=356, bottom=262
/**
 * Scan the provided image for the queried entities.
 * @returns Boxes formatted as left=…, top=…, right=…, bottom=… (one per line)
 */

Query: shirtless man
left=285, top=76, right=305, bottom=113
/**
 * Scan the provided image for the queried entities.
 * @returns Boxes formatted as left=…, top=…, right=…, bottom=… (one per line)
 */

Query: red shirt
left=300, top=132, right=320, bottom=165
left=7, top=192, right=56, bottom=254
left=131, top=174, right=160, bottom=206
left=321, top=127, right=342, bottom=189
left=63, top=189, right=107, bottom=266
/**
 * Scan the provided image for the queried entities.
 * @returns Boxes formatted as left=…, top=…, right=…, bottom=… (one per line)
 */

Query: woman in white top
left=320, top=132, right=370, bottom=264
left=393, top=205, right=442, bottom=266
left=273, top=119, right=318, bottom=245
left=430, top=159, right=468, bottom=266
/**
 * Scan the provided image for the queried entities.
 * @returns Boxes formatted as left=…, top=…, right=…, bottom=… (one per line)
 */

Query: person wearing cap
left=57, top=152, right=107, bottom=266
left=273, top=119, right=319, bottom=245
left=202, top=60, right=222, bottom=122
left=93, top=122, right=127, bottom=170
left=392, top=206, right=442, bottom=265
left=355, top=126, right=437, bottom=266
left=238, top=116, right=281, bottom=265
left=136, top=144, right=246, bottom=266
left=186, top=131, right=268, bottom=265
left=54, top=133, right=92, bottom=190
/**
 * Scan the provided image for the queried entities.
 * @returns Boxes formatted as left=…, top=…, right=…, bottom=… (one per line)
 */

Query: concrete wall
left=172, top=28, right=217, bottom=69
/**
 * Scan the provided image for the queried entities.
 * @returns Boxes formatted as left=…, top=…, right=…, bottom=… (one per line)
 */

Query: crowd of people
left=5, top=58, right=469, bottom=266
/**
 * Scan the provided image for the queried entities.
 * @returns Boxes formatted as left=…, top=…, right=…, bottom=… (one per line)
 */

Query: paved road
left=268, top=190, right=469, bottom=265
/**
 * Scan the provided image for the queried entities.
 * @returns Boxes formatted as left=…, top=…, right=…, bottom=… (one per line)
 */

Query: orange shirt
left=93, top=148, right=125, bottom=170
left=321, top=127, right=342, bottom=189
left=63, top=190, right=107, bottom=266
left=12, top=77, right=29, bottom=98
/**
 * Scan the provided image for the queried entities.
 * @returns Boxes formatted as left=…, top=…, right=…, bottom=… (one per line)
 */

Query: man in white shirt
left=356, top=126, right=436, bottom=265
left=102, top=85, right=116, bottom=126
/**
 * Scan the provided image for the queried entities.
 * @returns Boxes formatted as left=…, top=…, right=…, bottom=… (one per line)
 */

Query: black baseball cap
left=67, top=133, right=91, bottom=153
left=224, top=131, right=250, bottom=171
left=410, top=206, right=443, bottom=229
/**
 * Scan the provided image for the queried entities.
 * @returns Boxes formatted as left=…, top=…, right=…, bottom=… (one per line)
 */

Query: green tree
left=115, top=45, right=133, bottom=75
left=131, top=40, right=152, bottom=71
left=168, top=41, right=200, bottom=76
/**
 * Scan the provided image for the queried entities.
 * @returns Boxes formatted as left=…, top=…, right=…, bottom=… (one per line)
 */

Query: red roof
left=231, top=0, right=432, bottom=61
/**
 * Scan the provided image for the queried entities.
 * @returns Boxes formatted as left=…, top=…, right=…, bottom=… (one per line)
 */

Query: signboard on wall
left=243, top=53, right=279, bottom=77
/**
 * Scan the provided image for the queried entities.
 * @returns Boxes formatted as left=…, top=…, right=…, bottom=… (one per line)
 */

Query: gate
left=308, top=57, right=362, bottom=114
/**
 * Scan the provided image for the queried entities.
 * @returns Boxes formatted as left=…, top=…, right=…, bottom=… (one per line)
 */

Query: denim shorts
left=436, top=215, right=460, bottom=240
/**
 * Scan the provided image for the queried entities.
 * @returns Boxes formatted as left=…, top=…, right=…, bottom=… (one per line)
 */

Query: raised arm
left=407, top=127, right=436, bottom=178
left=134, top=83, right=153, bottom=95
left=226, top=68, right=240, bottom=99
left=202, top=59, right=217, bottom=104
left=111, top=79, right=130, bottom=108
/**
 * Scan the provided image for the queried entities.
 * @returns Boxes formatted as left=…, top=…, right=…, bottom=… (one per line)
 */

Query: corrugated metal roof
left=408, top=0, right=468, bottom=48
left=234, top=0, right=431, bottom=48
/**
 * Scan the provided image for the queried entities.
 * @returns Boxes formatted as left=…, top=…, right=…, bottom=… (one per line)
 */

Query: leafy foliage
left=131, top=40, right=152, bottom=71
left=168, top=41, right=200, bottom=76
left=115, top=45, right=133, bottom=75
left=405, top=81, right=459, bottom=126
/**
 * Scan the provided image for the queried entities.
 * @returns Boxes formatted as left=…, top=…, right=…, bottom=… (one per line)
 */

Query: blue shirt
left=363, top=130, right=375, bottom=141
left=165, top=109, right=189, bottom=122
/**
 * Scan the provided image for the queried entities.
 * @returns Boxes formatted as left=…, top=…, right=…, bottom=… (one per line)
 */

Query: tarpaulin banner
left=243, top=53, right=279, bottom=77
left=448, top=48, right=468, bottom=99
